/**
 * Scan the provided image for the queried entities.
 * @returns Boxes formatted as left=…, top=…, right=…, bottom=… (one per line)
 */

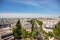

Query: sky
left=0, top=0, right=60, bottom=18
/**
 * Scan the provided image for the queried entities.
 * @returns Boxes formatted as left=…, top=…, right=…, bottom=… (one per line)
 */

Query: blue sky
left=0, top=0, right=60, bottom=18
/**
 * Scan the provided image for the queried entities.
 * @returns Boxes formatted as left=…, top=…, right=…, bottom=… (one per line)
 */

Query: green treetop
left=16, top=20, right=22, bottom=30
left=53, top=22, right=60, bottom=40
left=12, top=20, right=22, bottom=39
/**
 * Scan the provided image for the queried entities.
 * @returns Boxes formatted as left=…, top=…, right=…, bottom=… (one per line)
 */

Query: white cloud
left=6, top=0, right=59, bottom=9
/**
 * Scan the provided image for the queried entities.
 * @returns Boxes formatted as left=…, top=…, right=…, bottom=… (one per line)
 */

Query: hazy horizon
left=0, top=13, right=59, bottom=18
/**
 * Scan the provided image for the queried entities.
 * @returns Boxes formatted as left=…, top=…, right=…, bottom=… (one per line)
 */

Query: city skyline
left=0, top=13, right=60, bottom=18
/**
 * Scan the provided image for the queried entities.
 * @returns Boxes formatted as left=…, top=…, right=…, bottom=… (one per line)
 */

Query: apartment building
left=0, top=27, right=14, bottom=40
left=42, top=19, right=59, bottom=33
left=20, top=19, right=32, bottom=32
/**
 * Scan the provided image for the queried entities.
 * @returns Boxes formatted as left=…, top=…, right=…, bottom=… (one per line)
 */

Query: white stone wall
left=0, top=33, right=2, bottom=40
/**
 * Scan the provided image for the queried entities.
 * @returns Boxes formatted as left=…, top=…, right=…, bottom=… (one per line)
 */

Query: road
left=34, top=20, right=43, bottom=40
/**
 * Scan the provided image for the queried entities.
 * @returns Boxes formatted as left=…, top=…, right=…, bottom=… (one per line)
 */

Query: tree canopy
left=53, top=22, right=60, bottom=40
left=12, top=20, right=22, bottom=39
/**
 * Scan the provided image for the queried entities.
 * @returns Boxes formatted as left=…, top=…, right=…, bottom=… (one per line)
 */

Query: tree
left=30, top=19, right=37, bottom=39
left=16, top=20, right=22, bottom=30
left=12, top=27, right=19, bottom=39
left=36, top=20, right=43, bottom=30
left=44, top=35, right=49, bottom=40
left=36, top=20, right=43, bottom=26
left=16, top=20, right=22, bottom=38
left=47, top=32, right=53, bottom=38
left=21, top=28, right=27, bottom=38
left=53, top=22, right=60, bottom=40
left=12, top=20, right=22, bottom=39
left=32, top=27, right=37, bottom=39
left=30, top=19, right=35, bottom=31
